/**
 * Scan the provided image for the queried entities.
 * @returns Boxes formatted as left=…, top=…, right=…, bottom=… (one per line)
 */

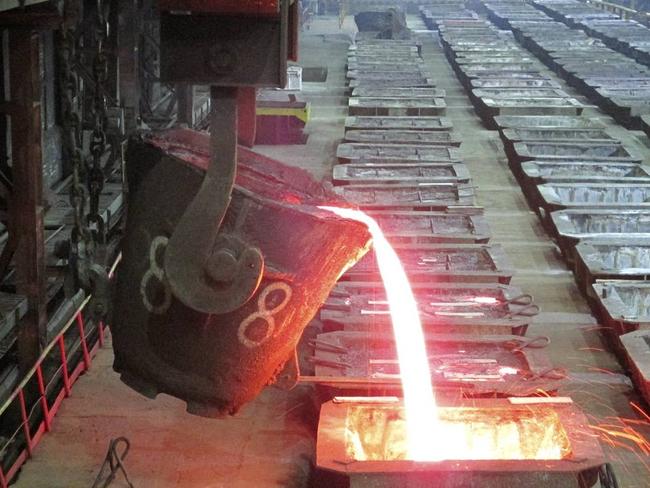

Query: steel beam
left=9, top=29, right=47, bottom=373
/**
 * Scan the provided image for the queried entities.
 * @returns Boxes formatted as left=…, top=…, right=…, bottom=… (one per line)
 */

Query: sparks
left=320, top=206, right=440, bottom=461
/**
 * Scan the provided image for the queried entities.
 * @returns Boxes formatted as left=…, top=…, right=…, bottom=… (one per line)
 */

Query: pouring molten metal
left=320, top=206, right=440, bottom=461
left=319, top=207, right=570, bottom=463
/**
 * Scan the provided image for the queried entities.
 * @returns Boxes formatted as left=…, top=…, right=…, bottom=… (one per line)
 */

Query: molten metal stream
left=320, top=206, right=441, bottom=461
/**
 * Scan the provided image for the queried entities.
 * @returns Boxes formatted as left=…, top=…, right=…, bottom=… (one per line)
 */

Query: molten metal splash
left=320, top=206, right=441, bottom=461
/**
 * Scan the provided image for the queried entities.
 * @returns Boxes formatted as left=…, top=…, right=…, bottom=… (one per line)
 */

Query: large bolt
left=206, top=248, right=238, bottom=283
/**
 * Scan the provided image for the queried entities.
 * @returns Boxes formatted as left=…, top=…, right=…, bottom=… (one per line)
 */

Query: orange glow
left=473, top=296, right=498, bottom=305
left=319, top=206, right=441, bottom=461
left=344, top=404, right=570, bottom=461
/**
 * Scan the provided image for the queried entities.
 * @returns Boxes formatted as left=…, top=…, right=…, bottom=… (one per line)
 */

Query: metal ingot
left=112, top=129, right=371, bottom=417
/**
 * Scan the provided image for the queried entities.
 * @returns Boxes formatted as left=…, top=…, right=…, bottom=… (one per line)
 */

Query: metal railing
left=0, top=256, right=120, bottom=487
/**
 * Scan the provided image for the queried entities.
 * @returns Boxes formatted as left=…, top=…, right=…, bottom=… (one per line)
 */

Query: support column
left=118, top=0, right=140, bottom=131
left=176, top=83, right=194, bottom=126
left=9, top=29, right=47, bottom=373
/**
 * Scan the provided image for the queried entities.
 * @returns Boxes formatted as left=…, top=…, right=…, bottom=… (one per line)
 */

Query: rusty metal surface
left=332, top=163, right=470, bottom=184
left=347, top=69, right=432, bottom=80
left=575, top=240, right=650, bottom=291
left=350, top=87, right=445, bottom=98
left=471, top=78, right=561, bottom=89
left=337, top=143, right=462, bottom=164
left=486, top=2, right=650, bottom=129
left=364, top=210, right=490, bottom=244
left=592, top=280, right=650, bottom=335
left=345, top=116, right=453, bottom=132
left=478, top=97, right=584, bottom=117
left=473, top=88, right=570, bottom=99
left=494, top=115, right=606, bottom=130
left=348, top=57, right=421, bottom=67
left=316, top=398, right=606, bottom=488
left=521, top=161, right=650, bottom=185
left=310, top=331, right=563, bottom=397
left=620, top=330, right=650, bottom=407
left=322, top=281, right=537, bottom=336
left=333, top=183, right=475, bottom=210
left=160, top=8, right=290, bottom=87
left=463, top=71, right=560, bottom=81
left=537, top=183, right=650, bottom=211
left=348, top=63, right=425, bottom=74
left=460, top=63, right=538, bottom=73
left=450, top=45, right=522, bottom=54
left=349, top=48, right=420, bottom=58
left=344, top=130, right=461, bottom=146
left=512, top=142, right=641, bottom=163
left=348, top=53, right=421, bottom=62
left=349, top=76, right=436, bottom=88
left=456, top=56, right=536, bottom=65
left=348, top=97, right=447, bottom=117
left=353, top=9, right=409, bottom=37
left=347, top=58, right=423, bottom=69
left=501, top=127, right=615, bottom=144
left=112, top=131, right=371, bottom=416
left=552, top=209, right=650, bottom=251
left=341, top=243, right=513, bottom=284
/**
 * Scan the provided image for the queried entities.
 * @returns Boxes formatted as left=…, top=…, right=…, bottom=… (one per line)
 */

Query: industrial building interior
left=1, top=0, right=650, bottom=486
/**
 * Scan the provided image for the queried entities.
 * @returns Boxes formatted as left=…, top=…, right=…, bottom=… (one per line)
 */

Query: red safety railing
left=0, top=256, right=120, bottom=487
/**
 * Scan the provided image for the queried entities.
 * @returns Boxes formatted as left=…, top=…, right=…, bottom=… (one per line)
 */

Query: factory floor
left=14, top=15, right=650, bottom=488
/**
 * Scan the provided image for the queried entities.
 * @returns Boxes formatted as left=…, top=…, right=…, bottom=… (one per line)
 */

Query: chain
left=87, top=0, right=110, bottom=243
left=59, top=23, right=94, bottom=266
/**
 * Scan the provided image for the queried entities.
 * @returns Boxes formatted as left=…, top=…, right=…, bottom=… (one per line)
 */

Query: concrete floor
left=14, top=15, right=650, bottom=487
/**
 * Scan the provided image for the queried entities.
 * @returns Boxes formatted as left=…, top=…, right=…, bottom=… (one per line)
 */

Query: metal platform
left=620, top=329, right=650, bottom=406
left=364, top=210, right=490, bottom=244
left=347, top=63, right=426, bottom=74
left=332, top=162, right=471, bottom=185
left=344, top=130, right=461, bottom=146
left=456, top=56, right=537, bottom=65
left=552, top=209, right=650, bottom=252
left=350, top=87, right=446, bottom=99
left=592, top=280, right=650, bottom=335
left=348, top=97, right=447, bottom=116
left=493, top=115, right=606, bottom=130
left=309, top=331, right=563, bottom=397
left=349, top=76, right=436, bottom=89
left=501, top=127, right=615, bottom=144
left=341, top=243, right=513, bottom=284
left=511, top=142, right=641, bottom=164
left=473, top=88, right=571, bottom=99
left=336, top=143, right=462, bottom=164
left=575, top=239, right=650, bottom=295
left=537, top=182, right=650, bottom=212
left=471, top=78, right=562, bottom=89
left=347, top=70, right=433, bottom=81
left=477, top=97, right=584, bottom=119
left=333, top=183, right=476, bottom=210
left=344, top=116, right=453, bottom=132
left=321, top=281, right=538, bottom=336
left=521, top=161, right=650, bottom=185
